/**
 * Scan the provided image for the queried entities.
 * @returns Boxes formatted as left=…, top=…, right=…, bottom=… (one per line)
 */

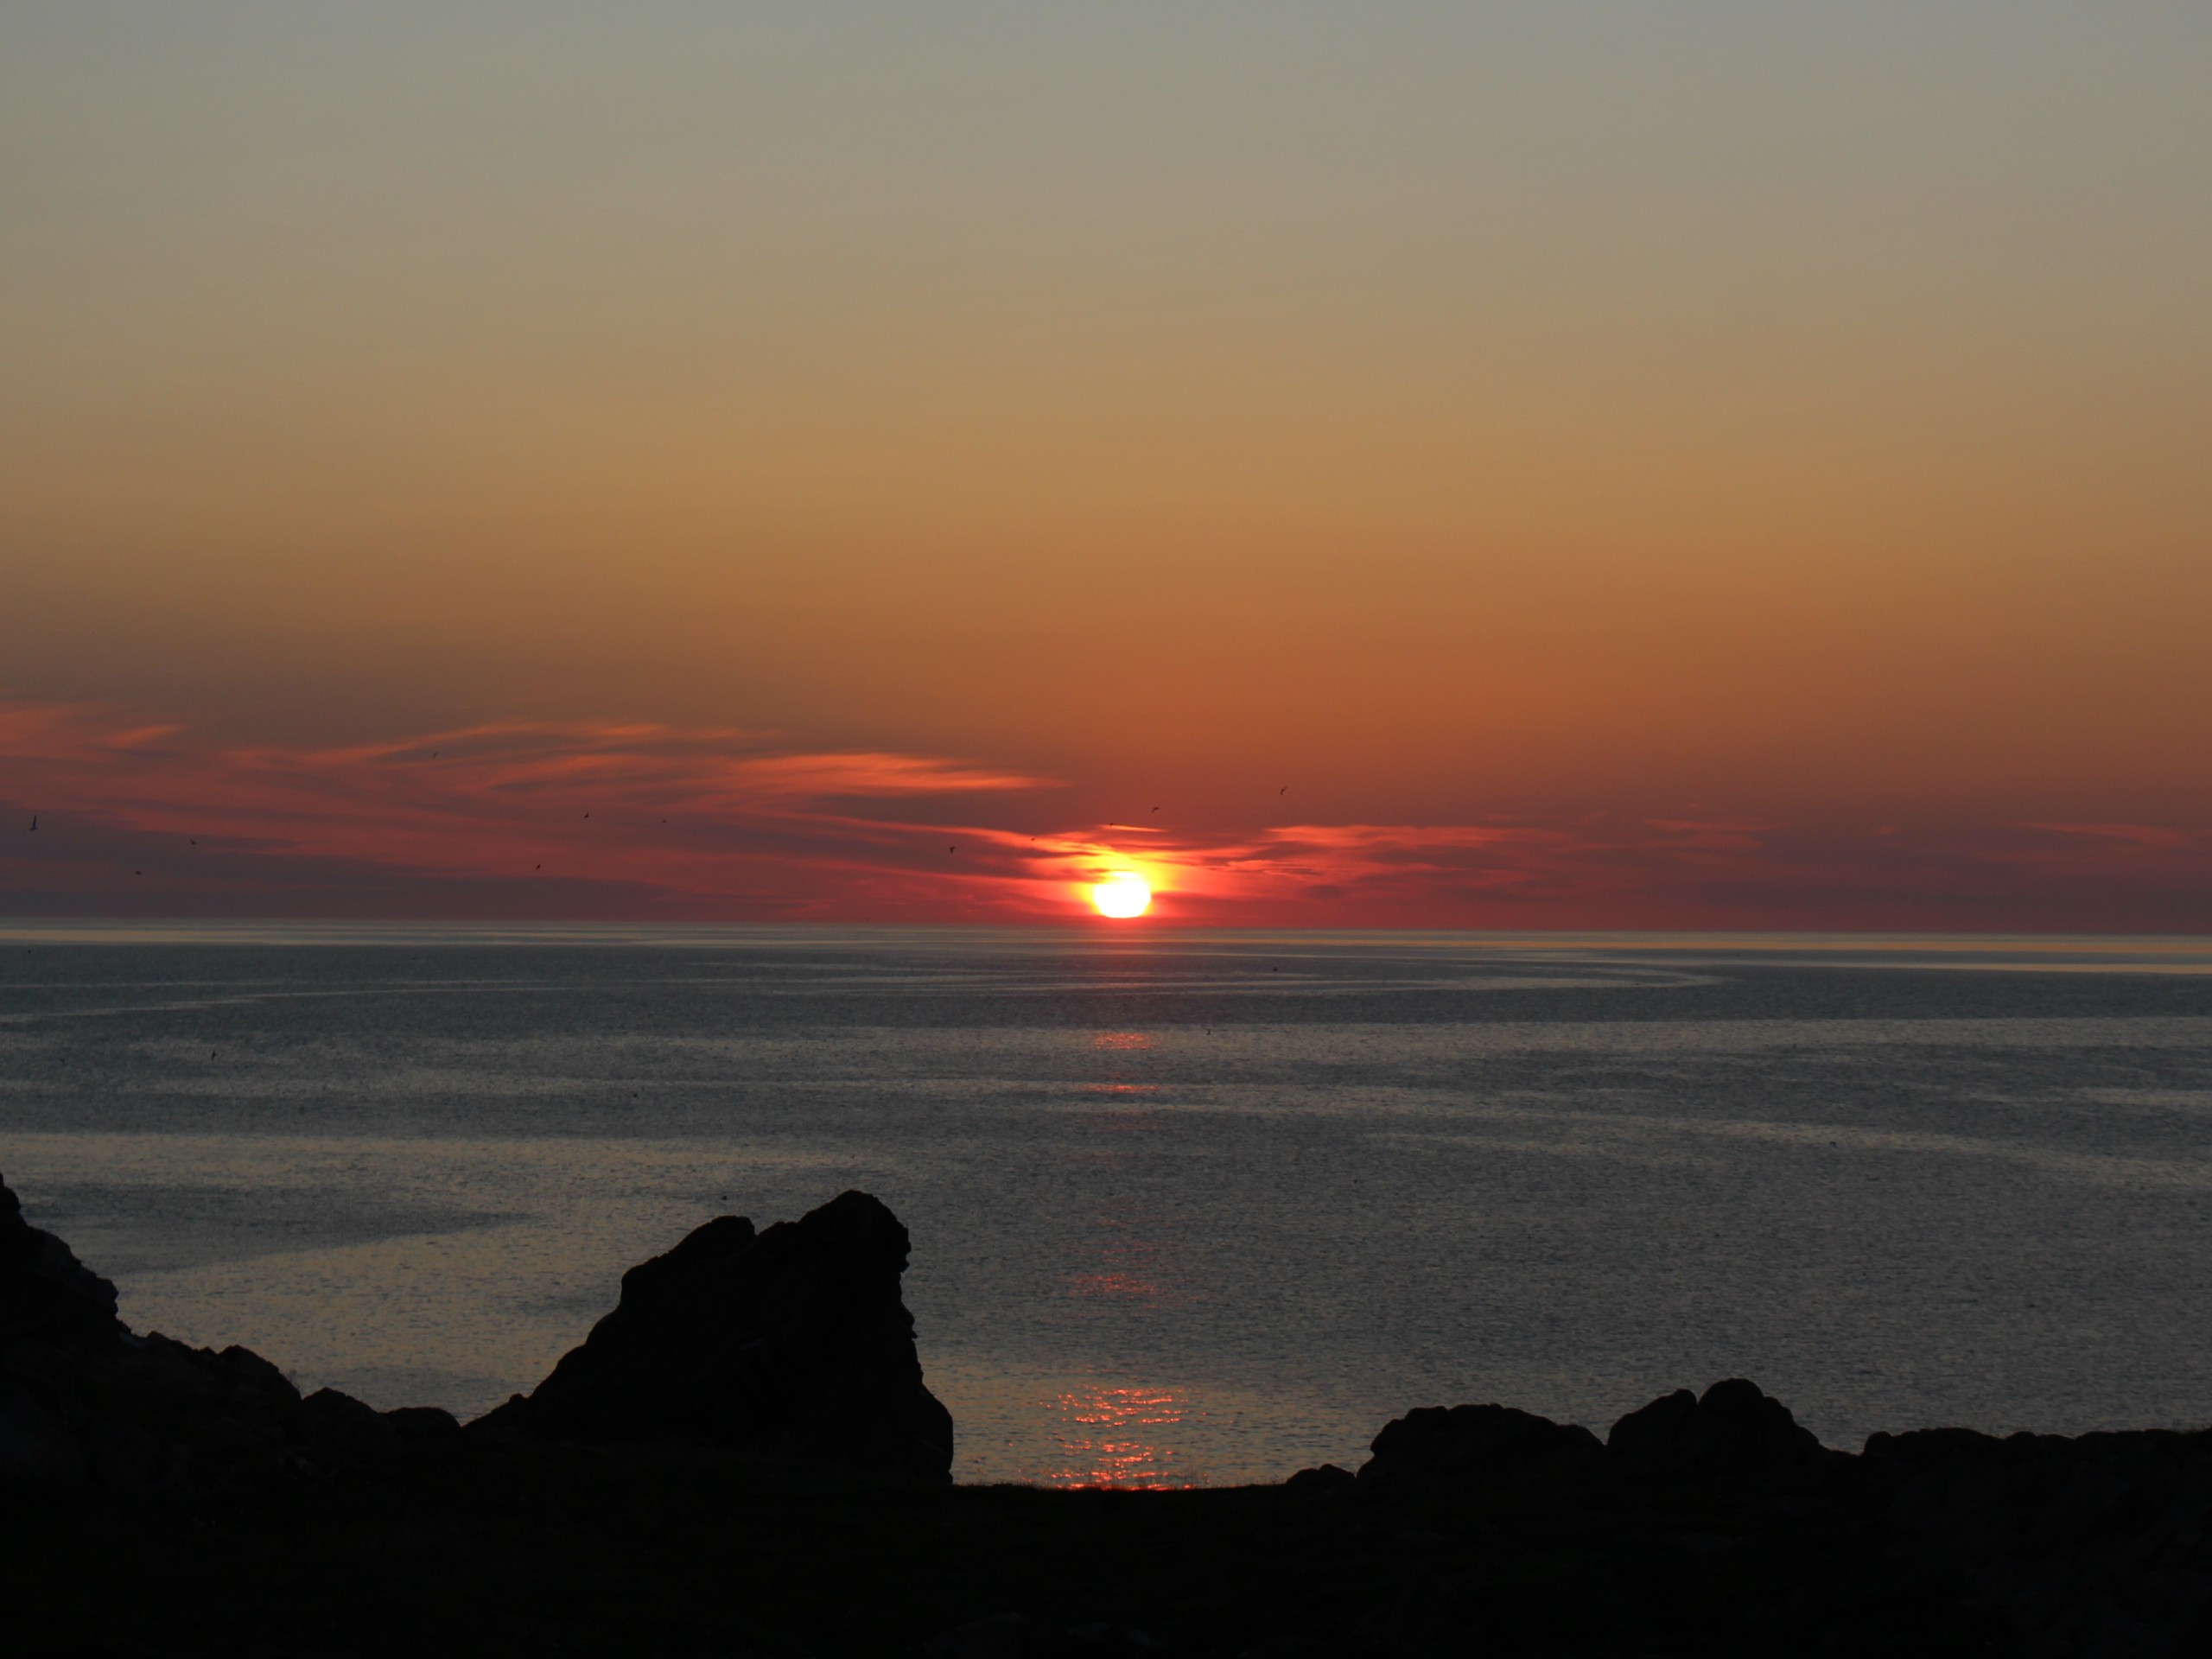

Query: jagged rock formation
left=1319, top=1379, right=2212, bottom=1656
left=474, top=1189, right=955, bottom=1481
left=0, top=1173, right=124, bottom=1345
left=3, top=1173, right=955, bottom=1491
left=10, top=1165, right=2212, bottom=1652
left=1, top=1168, right=454, bottom=1488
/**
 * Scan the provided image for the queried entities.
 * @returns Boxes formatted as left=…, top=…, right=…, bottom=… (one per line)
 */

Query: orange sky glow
left=3, top=8, right=2208, bottom=931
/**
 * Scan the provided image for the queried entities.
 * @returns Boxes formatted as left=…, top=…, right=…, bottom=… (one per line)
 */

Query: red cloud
left=0, top=703, right=1072, bottom=921
left=1072, top=817, right=2212, bottom=931
left=3, top=703, right=2209, bottom=929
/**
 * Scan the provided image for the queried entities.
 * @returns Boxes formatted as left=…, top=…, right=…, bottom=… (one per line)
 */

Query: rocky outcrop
left=1327, top=1378, right=2212, bottom=1656
left=0, top=1168, right=458, bottom=1489
left=11, top=1163, right=2211, bottom=1651
left=1, top=1171, right=124, bottom=1345
left=1354, top=1402, right=1603, bottom=1494
left=1864, top=1424, right=2212, bottom=1657
left=1339, top=1376, right=1820, bottom=1497
left=4, top=1172, right=953, bottom=1491
left=474, top=1189, right=955, bottom=1482
left=1606, top=1376, right=1829, bottom=1479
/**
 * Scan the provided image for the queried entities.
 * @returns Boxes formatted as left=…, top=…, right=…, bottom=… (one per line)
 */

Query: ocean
left=3, top=923, right=2209, bottom=1487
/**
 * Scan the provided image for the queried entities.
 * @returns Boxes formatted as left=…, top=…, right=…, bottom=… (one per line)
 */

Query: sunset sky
left=4, top=3, right=2208, bottom=928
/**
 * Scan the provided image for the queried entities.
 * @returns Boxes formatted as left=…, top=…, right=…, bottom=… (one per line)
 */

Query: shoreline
left=9, top=1177, right=2211, bottom=1655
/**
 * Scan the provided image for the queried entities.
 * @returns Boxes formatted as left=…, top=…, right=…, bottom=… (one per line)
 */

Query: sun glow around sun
left=1090, top=873, right=1153, bottom=918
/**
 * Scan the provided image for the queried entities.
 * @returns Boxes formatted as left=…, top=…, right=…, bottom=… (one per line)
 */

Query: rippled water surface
left=3, top=924, right=2210, bottom=1485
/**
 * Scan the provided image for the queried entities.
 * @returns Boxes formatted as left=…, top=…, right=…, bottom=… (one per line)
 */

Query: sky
left=3, top=3, right=2209, bottom=928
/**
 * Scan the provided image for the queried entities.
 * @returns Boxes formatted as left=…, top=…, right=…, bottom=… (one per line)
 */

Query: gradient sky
left=3, top=3, right=2209, bottom=927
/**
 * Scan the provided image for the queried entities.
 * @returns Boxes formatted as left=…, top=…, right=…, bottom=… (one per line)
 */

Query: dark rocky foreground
left=474, top=1189, right=954, bottom=1480
left=6, top=1174, right=2211, bottom=1657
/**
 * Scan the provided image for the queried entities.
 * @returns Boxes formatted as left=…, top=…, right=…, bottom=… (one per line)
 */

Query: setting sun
left=1090, top=874, right=1153, bottom=918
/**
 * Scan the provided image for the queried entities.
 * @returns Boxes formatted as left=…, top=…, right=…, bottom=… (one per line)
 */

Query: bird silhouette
left=1152, top=806, right=1160, bottom=812
left=26, top=815, right=34, bottom=831
left=1279, top=785, right=1287, bottom=794
left=948, top=845, right=957, bottom=854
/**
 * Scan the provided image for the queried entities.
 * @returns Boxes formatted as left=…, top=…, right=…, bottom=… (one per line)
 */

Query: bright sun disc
left=1090, top=874, right=1152, bottom=918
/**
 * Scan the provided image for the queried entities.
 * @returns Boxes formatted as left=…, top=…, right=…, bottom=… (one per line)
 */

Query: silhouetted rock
left=1283, top=1460, right=1355, bottom=1494
left=1, top=1166, right=124, bottom=1345
left=297, top=1385, right=461, bottom=1461
left=474, top=1189, right=954, bottom=1481
left=10, top=1162, right=2211, bottom=1655
left=1864, top=1423, right=2212, bottom=1656
left=1355, top=1402, right=1602, bottom=1494
left=1, top=1168, right=451, bottom=1490
left=1607, top=1376, right=1825, bottom=1479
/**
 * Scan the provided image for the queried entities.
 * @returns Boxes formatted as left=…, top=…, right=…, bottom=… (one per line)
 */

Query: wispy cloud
left=1072, top=817, right=2212, bottom=931
left=3, top=702, right=2209, bottom=929
left=0, top=703, right=1074, bottom=920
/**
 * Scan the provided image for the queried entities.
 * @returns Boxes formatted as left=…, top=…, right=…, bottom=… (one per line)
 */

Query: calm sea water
left=3, top=923, right=2210, bottom=1487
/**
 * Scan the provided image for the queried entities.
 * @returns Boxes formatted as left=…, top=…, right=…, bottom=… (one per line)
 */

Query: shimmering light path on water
left=3, top=926, right=2209, bottom=1485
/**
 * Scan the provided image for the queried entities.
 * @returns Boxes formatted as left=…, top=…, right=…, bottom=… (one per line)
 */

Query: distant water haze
left=3, top=925, right=2209, bottom=1486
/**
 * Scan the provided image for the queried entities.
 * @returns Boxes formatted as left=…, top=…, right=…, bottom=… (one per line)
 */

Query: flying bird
left=1279, top=785, right=1287, bottom=794
left=25, top=815, right=34, bottom=831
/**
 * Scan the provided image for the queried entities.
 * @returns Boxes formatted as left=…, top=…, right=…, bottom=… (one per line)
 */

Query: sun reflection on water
left=1041, top=1383, right=1191, bottom=1488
